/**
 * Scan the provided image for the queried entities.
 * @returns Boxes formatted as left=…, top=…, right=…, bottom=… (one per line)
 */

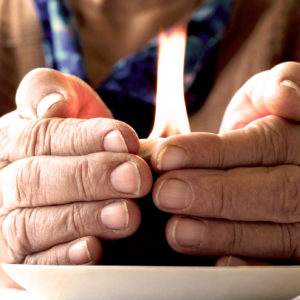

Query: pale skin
left=1, top=0, right=300, bottom=287
left=0, top=70, right=153, bottom=287
left=1, top=62, right=300, bottom=275
left=1, top=0, right=206, bottom=287
left=155, top=62, right=300, bottom=265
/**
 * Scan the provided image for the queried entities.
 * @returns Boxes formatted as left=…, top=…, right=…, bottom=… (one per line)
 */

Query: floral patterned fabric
left=34, top=0, right=234, bottom=137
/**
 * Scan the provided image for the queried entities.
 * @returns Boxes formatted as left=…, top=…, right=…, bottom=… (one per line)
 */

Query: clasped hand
left=0, top=69, right=152, bottom=265
left=1, top=62, right=300, bottom=268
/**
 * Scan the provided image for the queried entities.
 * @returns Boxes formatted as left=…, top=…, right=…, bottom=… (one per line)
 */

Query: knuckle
left=205, top=176, right=233, bottom=219
left=228, top=222, right=244, bottom=253
left=23, top=255, right=38, bottom=265
left=275, top=166, right=300, bottom=223
left=24, top=249, right=60, bottom=265
left=19, top=119, right=52, bottom=157
left=257, top=118, right=289, bottom=164
left=214, top=178, right=233, bottom=219
left=2, top=209, right=32, bottom=261
left=279, top=224, right=299, bottom=261
left=14, top=158, right=40, bottom=208
left=67, top=203, right=88, bottom=237
left=0, top=217, right=15, bottom=263
left=66, top=202, right=102, bottom=238
left=73, top=158, right=95, bottom=201
left=212, top=135, right=226, bottom=168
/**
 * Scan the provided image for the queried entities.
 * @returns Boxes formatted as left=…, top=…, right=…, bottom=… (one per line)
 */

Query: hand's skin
left=151, top=62, right=300, bottom=265
left=2, top=60, right=299, bottom=288
left=15, top=68, right=113, bottom=120
left=0, top=70, right=152, bottom=275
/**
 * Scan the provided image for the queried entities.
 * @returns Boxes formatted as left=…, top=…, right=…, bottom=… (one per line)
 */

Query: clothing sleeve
left=0, top=0, right=45, bottom=116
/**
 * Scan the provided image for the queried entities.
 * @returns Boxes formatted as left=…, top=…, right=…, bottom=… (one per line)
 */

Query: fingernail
left=104, top=130, right=128, bottom=153
left=215, top=256, right=232, bottom=267
left=157, top=145, right=188, bottom=170
left=280, top=80, right=300, bottom=96
left=68, top=240, right=92, bottom=265
left=101, top=201, right=129, bottom=229
left=110, top=162, right=140, bottom=194
left=37, top=92, right=65, bottom=117
left=226, top=256, right=233, bottom=266
left=173, top=218, right=202, bottom=247
left=226, top=256, right=249, bottom=266
left=156, top=179, right=192, bottom=209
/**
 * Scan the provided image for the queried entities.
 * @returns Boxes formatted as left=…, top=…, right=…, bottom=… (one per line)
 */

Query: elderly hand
left=151, top=62, right=300, bottom=265
left=0, top=69, right=152, bottom=269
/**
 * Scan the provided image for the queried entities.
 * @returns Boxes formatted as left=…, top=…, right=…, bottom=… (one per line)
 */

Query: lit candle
left=139, top=24, right=190, bottom=160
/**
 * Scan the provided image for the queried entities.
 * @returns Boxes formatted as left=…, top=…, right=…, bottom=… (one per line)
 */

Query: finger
left=0, top=114, right=139, bottom=162
left=16, top=68, right=112, bottom=119
left=24, top=236, right=103, bottom=265
left=166, top=216, right=300, bottom=262
left=0, top=152, right=152, bottom=213
left=151, top=116, right=300, bottom=171
left=153, top=165, right=300, bottom=223
left=1, top=199, right=141, bottom=263
left=215, top=256, right=273, bottom=266
left=220, top=62, right=300, bottom=132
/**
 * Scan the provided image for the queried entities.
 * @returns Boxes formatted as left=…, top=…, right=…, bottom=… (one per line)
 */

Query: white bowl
left=2, top=264, right=300, bottom=300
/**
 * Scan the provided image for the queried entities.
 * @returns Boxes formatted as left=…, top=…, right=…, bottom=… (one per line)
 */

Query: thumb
left=220, top=62, right=300, bottom=133
left=16, top=68, right=113, bottom=119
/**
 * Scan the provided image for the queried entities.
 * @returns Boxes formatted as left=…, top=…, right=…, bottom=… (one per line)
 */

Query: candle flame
left=148, top=25, right=190, bottom=138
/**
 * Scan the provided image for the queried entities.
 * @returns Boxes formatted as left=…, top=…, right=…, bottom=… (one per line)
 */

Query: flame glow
left=149, top=25, right=190, bottom=138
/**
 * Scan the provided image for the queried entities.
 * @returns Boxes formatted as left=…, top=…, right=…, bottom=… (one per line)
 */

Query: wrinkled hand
left=151, top=62, right=300, bottom=265
left=0, top=69, right=152, bottom=267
